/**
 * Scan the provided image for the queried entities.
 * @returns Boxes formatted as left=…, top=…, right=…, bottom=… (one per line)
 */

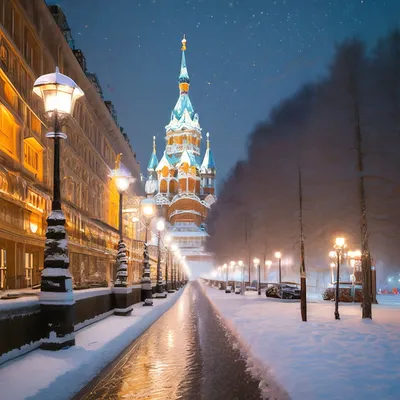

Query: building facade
left=0, top=0, right=143, bottom=290
left=145, top=37, right=217, bottom=261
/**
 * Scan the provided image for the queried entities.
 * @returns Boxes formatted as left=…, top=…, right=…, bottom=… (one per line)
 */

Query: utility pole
left=298, top=168, right=307, bottom=322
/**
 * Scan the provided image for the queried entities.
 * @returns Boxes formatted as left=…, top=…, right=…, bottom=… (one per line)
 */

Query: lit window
left=31, top=113, right=41, bottom=134
left=23, top=137, right=43, bottom=178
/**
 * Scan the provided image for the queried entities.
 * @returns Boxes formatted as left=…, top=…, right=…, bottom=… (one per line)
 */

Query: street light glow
left=33, top=67, right=84, bottom=116
left=274, top=252, right=282, bottom=259
left=265, top=260, right=272, bottom=267
left=141, top=198, right=155, bottom=217
left=115, top=176, right=131, bottom=193
left=253, top=258, right=260, bottom=265
left=156, top=219, right=165, bottom=232
left=335, top=237, right=345, bottom=248
left=238, top=260, right=243, bottom=266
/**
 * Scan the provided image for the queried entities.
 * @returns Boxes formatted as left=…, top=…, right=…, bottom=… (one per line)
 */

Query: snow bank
left=0, top=288, right=184, bottom=400
left=202, top=281, right=400, bottom=400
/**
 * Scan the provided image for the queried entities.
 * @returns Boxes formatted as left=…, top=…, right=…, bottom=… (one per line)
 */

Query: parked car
left=225, top=285, right=232, bottom=293
left=266, top=282, right=301, bottom=299
left=235, top=285, right=241, bottom=294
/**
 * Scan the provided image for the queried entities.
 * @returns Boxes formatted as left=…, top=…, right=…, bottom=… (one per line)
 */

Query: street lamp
left=139, top=198, right=155, bottom=304
left=332, top=237, right=346, bottom=320
left=155, top=219, right=166, bottom=297
left=238, top=260, right=244, bottom=295
left=171, top=244, right=178, bottom=290
left=253, top=258, right=261, bottom=295
left=164, top=235, right=172, bottom=292
left=33, top=68, right=83, bottom=350
left=275, top=252, right=282, bottom=283
left=109, top=158, right=134, bottom=287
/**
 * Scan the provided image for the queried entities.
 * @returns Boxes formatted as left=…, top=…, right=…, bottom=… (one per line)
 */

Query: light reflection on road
left=74, top=282, right=263, bottom=400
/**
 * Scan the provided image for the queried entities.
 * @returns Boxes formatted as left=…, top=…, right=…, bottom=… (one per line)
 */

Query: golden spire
left=152, top=135, right=156, bottom=154
left=181, top=34, right=187, bottom=51
left=206, top=132, right=210, bottom=150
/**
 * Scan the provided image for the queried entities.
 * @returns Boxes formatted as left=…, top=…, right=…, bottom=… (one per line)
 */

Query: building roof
left=200, top=133, right=216, bottom=174
left=147, top=136, right=159, bottom=172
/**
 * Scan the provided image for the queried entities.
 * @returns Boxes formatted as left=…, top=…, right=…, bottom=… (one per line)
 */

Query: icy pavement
left=202, top=281, right=400, bottom=400
left=75, top=281, right=276, bottom=400
left=0, top=289, right=183, bottom=400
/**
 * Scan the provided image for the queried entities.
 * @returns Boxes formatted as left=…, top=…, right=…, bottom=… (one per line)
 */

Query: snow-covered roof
left=201, top=133, right=216, bottom=174
left=179, top=51, right=190, bottom=84
left=172, top=93, right=194, bottom=120
left=147, top=153, right=159, bottom=172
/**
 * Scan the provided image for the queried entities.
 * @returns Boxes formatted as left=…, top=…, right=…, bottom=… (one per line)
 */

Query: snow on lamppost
left=332, top=237, right=346, bottom=320
left=253, top=258, right=261, bottom=295
left=109, top=156, right=135, bottom=288
left=275, top=252, right=282, bottom=284
left=171, top=244, right=178, bottom=290
left=155, top=219, right=167, bottom=298
left=33, top=67, right=84, bottom=350
left=164, top=234, right=172, bottom=293
left=140, top=198, right=155, bottom=305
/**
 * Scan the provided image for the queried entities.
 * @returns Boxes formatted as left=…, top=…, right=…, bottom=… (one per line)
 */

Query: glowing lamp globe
left=253, top=258, right=260, bottom=265
left=115, top=176, right=130, bottom=193
left=335, top=237, right=345, bottom=248
left=156, top=219, right=165, bottom=232
left=265, top=260, right=272, bottom=267
left=238, top=260, right=243, bottom=267
left=141, top=198, right=155, bottom=217
left=274, top=252, right=282, bottom=259
left=33, top=67, right=83, bottom=116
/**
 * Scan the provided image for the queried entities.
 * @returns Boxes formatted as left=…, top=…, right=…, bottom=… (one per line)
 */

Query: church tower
left=146, top=36, right=216, bottom=260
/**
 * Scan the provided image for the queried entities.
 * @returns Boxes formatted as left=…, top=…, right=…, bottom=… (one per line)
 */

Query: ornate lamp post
left=275, top=252, right=282, bottom=283
left=164, top=234, right=172, bottom=292
left=33, top=68, right=83, bottom=350
left=253, top=258, right=261, bottom=295
left=332, top=237, right=346, bottom=320
left=109, top=158, right=134, bottom=288
left=140, top=198, right=155, bottom=305
left=171, top=244, right=178, bottom=290
left=155, top=219, right=167, bottom=297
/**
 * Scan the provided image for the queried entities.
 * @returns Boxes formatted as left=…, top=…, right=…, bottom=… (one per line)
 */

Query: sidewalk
left=201, top=281, right=400, bottom=400
left=0, top=288, right=184, bottom=400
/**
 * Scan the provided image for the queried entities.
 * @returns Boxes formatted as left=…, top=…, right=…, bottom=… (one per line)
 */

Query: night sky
left=52, top=0, right=400, bottom=185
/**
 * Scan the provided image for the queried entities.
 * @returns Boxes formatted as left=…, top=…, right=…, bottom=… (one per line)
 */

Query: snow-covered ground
left=201, top=281, right=400, bottom=400
left=0, top=289, right=184, bottom=400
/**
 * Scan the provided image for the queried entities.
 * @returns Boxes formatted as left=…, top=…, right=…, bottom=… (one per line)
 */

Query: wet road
left=74, top=281, right=264, bottom=400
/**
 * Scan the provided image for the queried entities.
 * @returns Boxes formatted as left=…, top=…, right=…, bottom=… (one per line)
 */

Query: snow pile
left=0, top=289, right=184, bottom=400
left=202, top=282, right=400, bottom=400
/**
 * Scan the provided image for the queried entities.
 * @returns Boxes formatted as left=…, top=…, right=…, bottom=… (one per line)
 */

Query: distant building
left=145, top=36, right=216, bottom=262
left=0, top=0, right=142, bottom=289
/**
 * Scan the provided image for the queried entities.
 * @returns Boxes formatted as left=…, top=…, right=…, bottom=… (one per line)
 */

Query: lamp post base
left=40, top=301, right=75, bottom=350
